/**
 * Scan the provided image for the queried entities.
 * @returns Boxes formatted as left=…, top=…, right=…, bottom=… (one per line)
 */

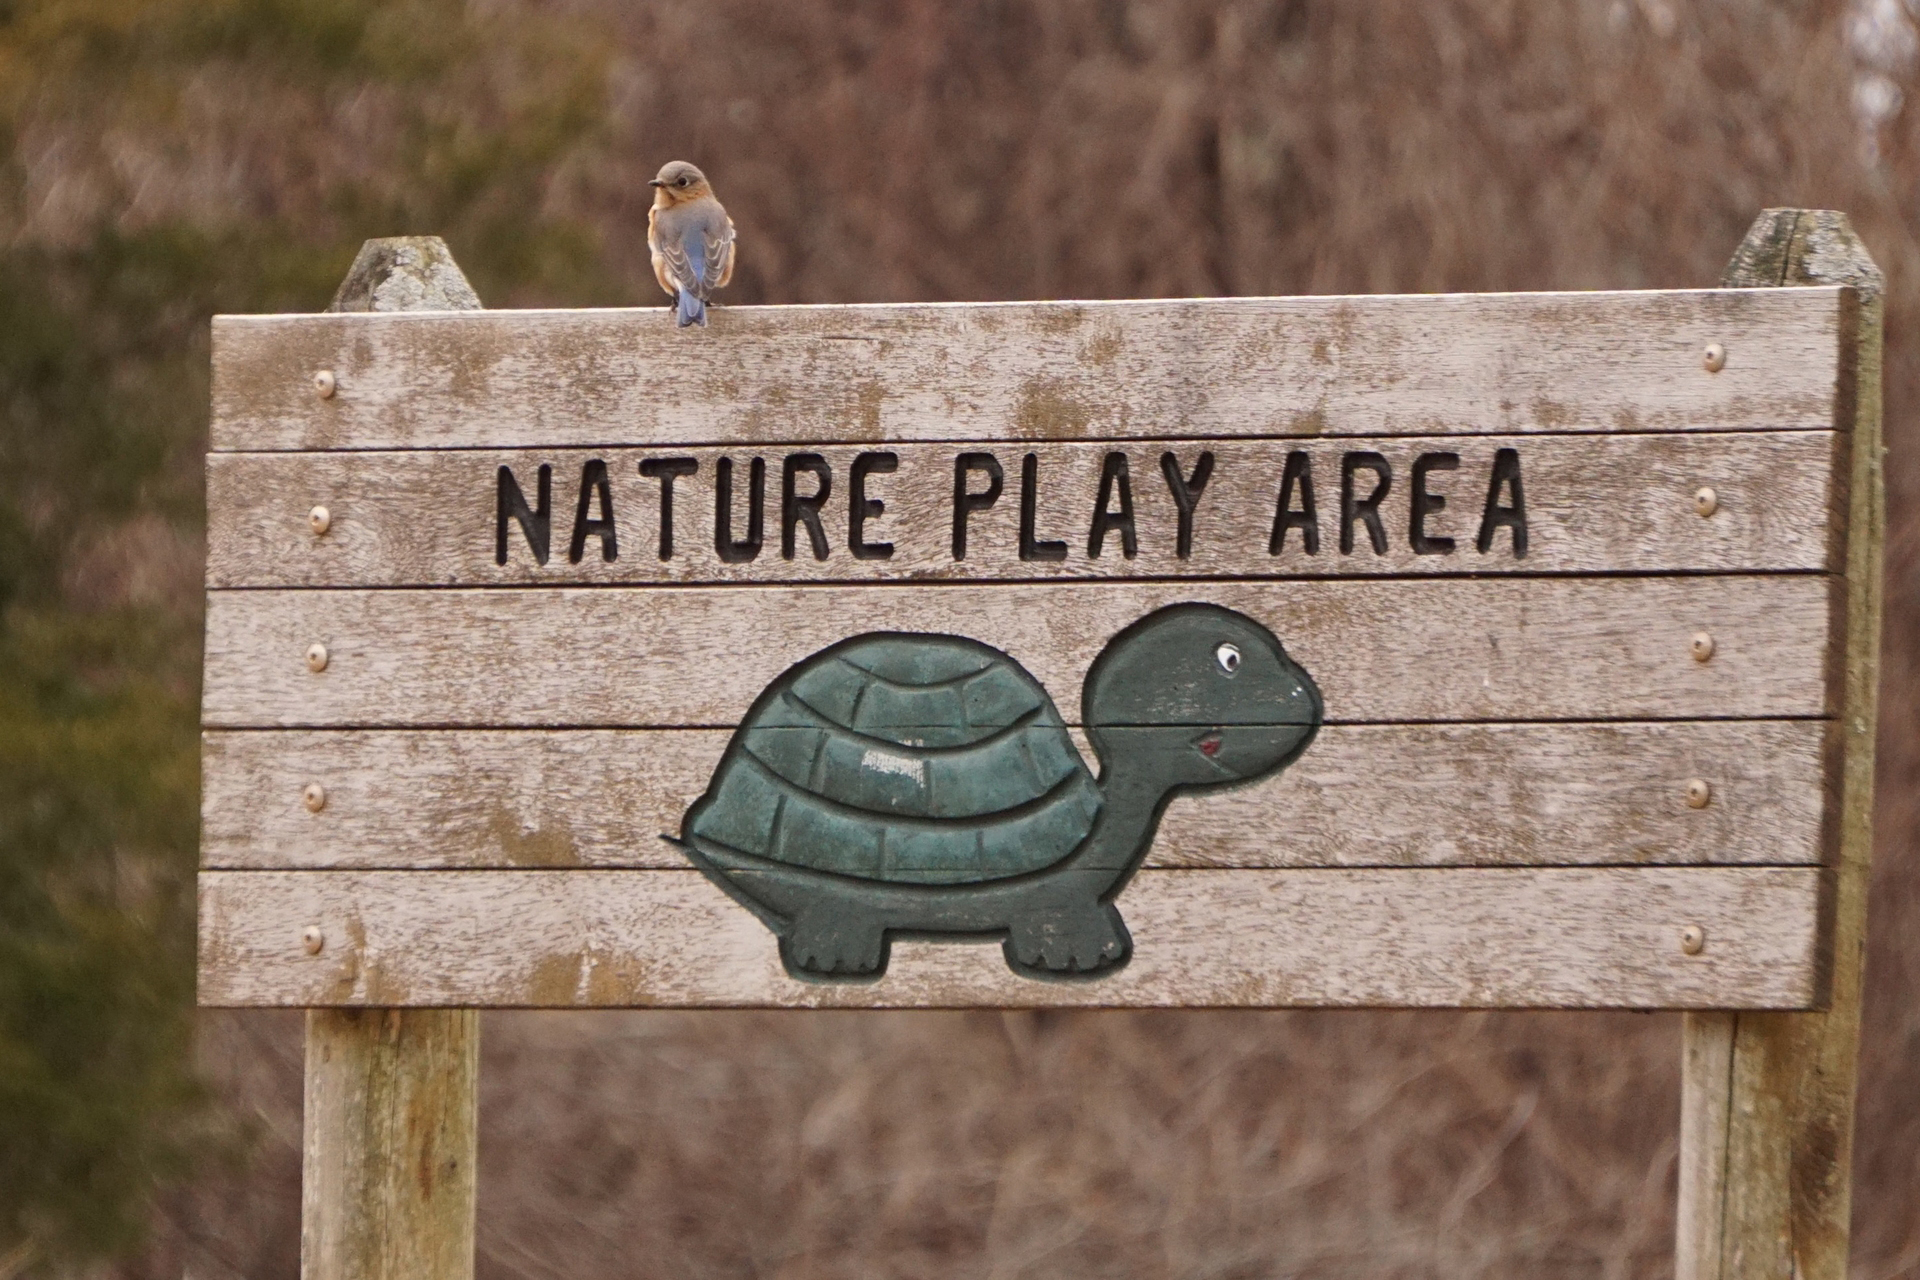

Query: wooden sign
left=201, top=285, right=1854, bottom=1010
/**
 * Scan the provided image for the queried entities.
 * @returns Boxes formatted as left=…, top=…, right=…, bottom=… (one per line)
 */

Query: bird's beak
left=647, top=179, right=665, bottom=188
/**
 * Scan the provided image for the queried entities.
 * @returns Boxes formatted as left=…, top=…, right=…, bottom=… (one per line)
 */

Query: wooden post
left=301, top=238, right=482, bottom=1280
left=303, top=1009, right=480, bottom=1280
left=1676, top=210, right=1884, bottom=1279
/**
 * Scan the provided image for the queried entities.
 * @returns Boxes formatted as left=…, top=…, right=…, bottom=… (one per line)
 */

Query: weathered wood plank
left=201, top=576, right=1833, bottom=728
left=1676, top=211, right=1882, bottom=1280
left=209, top=288, right=1846, bottom=452
left=206, top=432, right=1839, bottom=587
left=202, top=720, right=1827, bottom=871
left=197, top=866, right=1822, bottom=1010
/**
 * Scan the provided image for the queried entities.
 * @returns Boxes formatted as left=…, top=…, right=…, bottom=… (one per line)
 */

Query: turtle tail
left=671, top=834, right=803, bottom=935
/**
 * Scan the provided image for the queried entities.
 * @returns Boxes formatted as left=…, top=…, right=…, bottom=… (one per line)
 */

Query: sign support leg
left=1677, top=209, right=1884, bottom=1280
left=301, top=237, right=485, bottom=1280
left=302, top=1010, right=480, bottom=1280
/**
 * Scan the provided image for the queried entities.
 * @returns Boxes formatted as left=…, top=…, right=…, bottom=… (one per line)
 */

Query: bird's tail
left=676, top=287, right=706, bottom=328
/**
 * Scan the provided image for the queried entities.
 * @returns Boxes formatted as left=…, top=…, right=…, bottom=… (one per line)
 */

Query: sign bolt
left=1690, top=632, right=1715, bottom=663
left=303, top=782, right=327, bottom=813
left=313, top=369, right=337, bottom=398
left=309, top=505, right=332, bottom=536
left=305, top=643, right=330, bottom=673
left=302, top=926, right=326, bottom=955
left=1685, top=778, right=1712, bottom=808
left=1694, top=487, right=1718, bottom=517
left=1680, top=925, right=1706, bottom=955
left=1702, top=342, right=1726, bottom=373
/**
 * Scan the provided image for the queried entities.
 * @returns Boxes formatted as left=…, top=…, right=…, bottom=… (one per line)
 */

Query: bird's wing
left=710, top=213, right=737, bottom=289
left=652, top=222, right=702, bottom=297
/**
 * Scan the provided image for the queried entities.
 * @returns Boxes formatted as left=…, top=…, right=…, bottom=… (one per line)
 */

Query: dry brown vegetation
left=11, top=0, right=1914, bottom=1275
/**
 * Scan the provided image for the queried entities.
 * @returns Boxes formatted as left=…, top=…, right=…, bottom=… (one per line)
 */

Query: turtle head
left=1082, top=604, right=1322, bottom=793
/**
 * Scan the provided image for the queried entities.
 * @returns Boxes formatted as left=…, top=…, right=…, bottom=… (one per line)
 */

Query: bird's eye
left=1215, top=643, right=1241, bottom=674
left=677, top=176, right=690, bottom=186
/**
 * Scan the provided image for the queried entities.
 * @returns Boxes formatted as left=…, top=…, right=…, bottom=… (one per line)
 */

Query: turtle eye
left=1215, top=643, right=1241, bottom=674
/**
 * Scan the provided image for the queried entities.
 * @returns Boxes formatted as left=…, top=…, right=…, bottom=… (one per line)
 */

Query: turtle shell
left=684, top=633, right=1103, bottom=885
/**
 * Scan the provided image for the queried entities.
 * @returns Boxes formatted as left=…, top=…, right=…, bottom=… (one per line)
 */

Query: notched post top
left=328, top=237, right=483, bottom=315
left=1722, top=208, right=1883, bottom=297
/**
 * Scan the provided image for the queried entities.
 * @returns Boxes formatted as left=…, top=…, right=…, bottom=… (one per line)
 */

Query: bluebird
left=648, top=160, right=736, bottom=327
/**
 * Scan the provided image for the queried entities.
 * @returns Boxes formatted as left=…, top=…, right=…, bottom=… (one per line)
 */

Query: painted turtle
left=673, top=602, right=1322, bottom=981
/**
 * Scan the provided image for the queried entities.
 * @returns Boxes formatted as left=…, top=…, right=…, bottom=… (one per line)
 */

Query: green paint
left=675, top=603, right=1323, bottom=982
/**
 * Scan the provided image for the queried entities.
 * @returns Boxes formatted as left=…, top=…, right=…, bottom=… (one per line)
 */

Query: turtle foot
left=779, top=912, right=889, bottom=980
left=1004, top=904, right=1132, bottom=978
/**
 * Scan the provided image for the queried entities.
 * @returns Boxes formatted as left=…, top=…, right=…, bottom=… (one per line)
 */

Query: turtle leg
left=779, top=908, right=889, bottom=980
left=1004, top=902, right=1132, bottom=977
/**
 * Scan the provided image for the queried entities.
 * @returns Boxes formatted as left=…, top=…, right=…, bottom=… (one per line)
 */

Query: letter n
left=497, top=464, right=551, bottom=566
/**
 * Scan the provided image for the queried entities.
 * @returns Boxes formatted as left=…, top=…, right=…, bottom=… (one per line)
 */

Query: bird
left=647, top=161, right=735, bottom=327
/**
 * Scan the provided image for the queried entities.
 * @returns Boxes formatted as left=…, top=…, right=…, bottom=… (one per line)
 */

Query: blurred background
left=2, top=1, right=1917, bottom=1276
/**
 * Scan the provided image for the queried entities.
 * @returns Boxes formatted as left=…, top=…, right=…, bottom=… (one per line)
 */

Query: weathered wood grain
left=201, top=575, right=1833, bottom=728
left=1676, top=211, right=1882, bottom=1280
left=197, top=866, right=1822, bottom=1010
left=202, top=720, right=1827, bottom=871
left=208, top=288, right=1846, bottom=452
left=206, top=432, right=1839, bottom=587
